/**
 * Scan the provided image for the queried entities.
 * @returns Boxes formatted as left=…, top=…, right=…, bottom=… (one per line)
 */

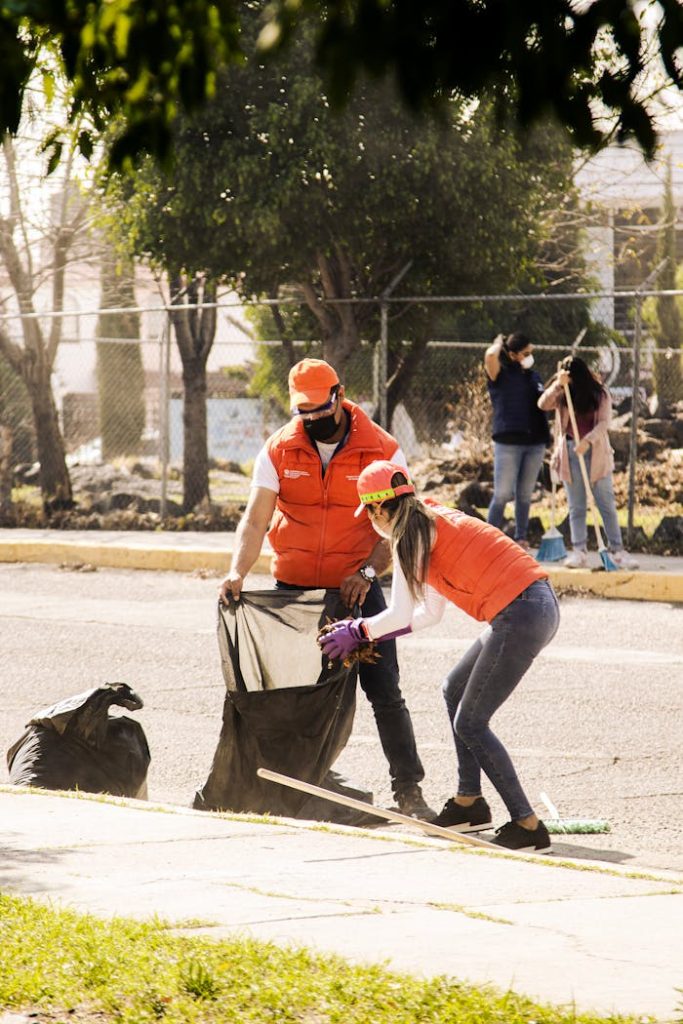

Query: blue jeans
left=441, top=579, right=560, bottom=821
left=487, top=442, right=546, bottom=540
left=275, top=578, right=424, bottom=795
left=563, top=442, right=623, bottom=551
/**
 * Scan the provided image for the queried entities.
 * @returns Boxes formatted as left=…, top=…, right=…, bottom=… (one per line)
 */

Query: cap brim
left=290, top=387, right=335, bottom=410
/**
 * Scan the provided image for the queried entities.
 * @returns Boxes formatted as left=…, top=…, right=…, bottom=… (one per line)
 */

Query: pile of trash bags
left=6, top=591, right=372, bottom=824
left=7, top=682, right=150, bottom=799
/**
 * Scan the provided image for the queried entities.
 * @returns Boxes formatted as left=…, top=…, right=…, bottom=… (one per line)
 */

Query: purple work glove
left=376, top=625, right=412, bottom=642
left=319, top=619, right=368, bottom=661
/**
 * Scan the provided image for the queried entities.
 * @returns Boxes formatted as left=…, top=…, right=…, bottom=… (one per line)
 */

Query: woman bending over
left=319, top=460, right=560, bottom=853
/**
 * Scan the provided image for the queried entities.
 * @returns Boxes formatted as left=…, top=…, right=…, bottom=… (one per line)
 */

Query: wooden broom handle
left=256, top=767, right=494, bottom=848
left=562, top=381, right=606, bottom=548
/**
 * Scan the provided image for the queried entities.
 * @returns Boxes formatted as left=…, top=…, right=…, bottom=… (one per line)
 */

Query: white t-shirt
left=252, top=438, right=408, bottom=493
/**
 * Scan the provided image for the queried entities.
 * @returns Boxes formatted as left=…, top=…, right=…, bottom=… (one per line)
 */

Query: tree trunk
left=321, top=324, right=359, bottom=379
left=182, top=359, right=209, bottom=512
left=0, top=423, right=12, bottom=509
left=384, top=340, right=428, bottom=428
left=168, top=272, right=217, bottom=512
left=28, top=371, right=73, bottom=509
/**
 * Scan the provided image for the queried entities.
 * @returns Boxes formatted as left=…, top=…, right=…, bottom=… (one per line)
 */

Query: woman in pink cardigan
left=538, top=356, right=638, bottom=570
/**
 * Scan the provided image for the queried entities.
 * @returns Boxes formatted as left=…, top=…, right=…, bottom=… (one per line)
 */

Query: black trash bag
left=7, top=682, right=150, bottom=798
left=194, top=589, right=374, bottom=823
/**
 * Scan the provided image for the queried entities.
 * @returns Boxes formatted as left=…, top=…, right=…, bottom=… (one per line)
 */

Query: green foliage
left=96, top=257, right=145, bottom=459
left=4, top=0, right=683, bottom=170
left=258, top=0, right=683, bottom=158
left=1, top=0, right=243, bottom=169
left=0, top=891, right=639, bottom=1024
left=105, top=11, right=591, bottom=422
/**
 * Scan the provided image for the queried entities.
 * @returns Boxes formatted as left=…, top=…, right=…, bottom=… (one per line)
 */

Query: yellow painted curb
left=0, top=540, right=272, bottom=576
left=0, top=539, right=680, bottom=602
left=545, top=565, right=683, bottom=604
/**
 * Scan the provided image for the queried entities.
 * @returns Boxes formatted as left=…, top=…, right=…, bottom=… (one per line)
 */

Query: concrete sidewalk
left=0, top=528, right=681, bottom=601
left=1, top=786, right=681, bottom=1021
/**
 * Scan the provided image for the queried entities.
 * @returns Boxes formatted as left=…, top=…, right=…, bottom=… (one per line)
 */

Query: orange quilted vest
left=266, top=401, right=398, bottom=587
left=424, top=500, right=548, bottom=621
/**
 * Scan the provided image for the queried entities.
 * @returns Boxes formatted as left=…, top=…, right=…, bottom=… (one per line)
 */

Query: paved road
left=1, top=562, right=681, bottom=874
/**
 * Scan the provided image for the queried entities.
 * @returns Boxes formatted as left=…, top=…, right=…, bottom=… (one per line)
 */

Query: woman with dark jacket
left=484, top=332, right=550, bottom=549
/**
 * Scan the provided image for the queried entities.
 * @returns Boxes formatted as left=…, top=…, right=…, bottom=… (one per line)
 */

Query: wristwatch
left=358, top=565, right=377, bottom=583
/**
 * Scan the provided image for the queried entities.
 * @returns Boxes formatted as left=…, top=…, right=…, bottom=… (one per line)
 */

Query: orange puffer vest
left=266, top=401, right=398, bottom=587
left=424, top=500, right=548, bottom=621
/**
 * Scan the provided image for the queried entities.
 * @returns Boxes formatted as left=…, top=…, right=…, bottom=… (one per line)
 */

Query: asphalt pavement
left=0, top=530, right=681, bottom=1021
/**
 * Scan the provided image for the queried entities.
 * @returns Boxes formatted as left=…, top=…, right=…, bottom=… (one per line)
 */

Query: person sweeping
left=318, top=460, right=560, bottom=853
left=538, top=356, right=638, bottom=570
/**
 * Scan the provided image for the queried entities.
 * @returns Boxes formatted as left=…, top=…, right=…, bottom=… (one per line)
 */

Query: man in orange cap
left=219, top=357, right=434, bottom=820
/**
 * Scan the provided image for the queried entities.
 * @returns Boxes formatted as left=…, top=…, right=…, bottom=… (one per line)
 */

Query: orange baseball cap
left=354, top=460, right=415, bottom=516
left=288, top=358, right=340, bottom=409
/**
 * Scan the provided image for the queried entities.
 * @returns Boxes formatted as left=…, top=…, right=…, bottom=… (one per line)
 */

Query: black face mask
left=303, top=412, right=339, bottom=442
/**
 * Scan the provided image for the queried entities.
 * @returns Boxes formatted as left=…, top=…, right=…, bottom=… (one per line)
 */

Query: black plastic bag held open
left=194, top=589, right=370, bottom=820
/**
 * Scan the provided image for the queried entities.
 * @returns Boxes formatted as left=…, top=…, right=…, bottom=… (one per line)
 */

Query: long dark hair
left=499, top=331, right=530, bottom=366
left=559, top=355, right=604, bottom=414
left=376, top=472, right=435, bottom=600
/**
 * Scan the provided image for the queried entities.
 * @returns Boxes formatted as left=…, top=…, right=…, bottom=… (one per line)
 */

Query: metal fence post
left=626, top=292, right=642, bottom=545
left=378, top=301, right=388, bottom=428
left=159, top=317, right=171, bottom=520
left=376, top=261, right=412, bottom=429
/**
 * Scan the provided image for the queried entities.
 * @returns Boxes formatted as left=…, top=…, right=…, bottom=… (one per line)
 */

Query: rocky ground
left=2, top=409, right=682, bottom=552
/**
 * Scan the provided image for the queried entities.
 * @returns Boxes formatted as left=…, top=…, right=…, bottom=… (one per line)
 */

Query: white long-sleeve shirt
left=362, top=553, right=447, bottom=639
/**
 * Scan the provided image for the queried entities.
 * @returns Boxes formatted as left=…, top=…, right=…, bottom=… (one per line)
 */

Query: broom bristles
left=599, top=549, right=619, bottom=572
left=545, top=819, right=611, bottom=835
left=537, top=529, right=567, bottom=563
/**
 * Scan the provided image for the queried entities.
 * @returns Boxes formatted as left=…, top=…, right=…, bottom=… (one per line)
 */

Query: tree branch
left=270, top=296, right=296, bottom=367
left=0, top=215, right=44, bottom=358
left=2, top=133, right=33, bottom=283
left=0, top=323, right=26, bottom=374
left=298, top=278, right=335, bottom=334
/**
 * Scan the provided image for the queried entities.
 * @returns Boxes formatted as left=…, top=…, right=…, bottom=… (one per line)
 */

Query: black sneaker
left=394, top=784, right=437, bottom=822
left=491, top=819, right=552, bottom=853
left=432, top=796, right=492, bottom=833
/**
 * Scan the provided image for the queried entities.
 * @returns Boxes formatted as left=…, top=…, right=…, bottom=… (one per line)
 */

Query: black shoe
left=491, top=819, right=552, bottom=853
left=394, top=784, right=437, bottom=822
left=432, top=796, right=492, bottom=833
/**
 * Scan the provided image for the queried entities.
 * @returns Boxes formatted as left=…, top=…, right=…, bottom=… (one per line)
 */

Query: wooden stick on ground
left=256, top=767, right=493, bottom=848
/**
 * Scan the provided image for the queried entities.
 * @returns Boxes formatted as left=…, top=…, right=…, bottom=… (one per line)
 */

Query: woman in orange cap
left=319, top=460, right=560, bottom=853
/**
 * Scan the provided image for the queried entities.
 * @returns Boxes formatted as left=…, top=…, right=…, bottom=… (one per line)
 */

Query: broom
left=537, top=409, right=567, bottom=563
left=562, top=381, right=618, bottom=572
left=540, top=792, right=611, bottom=835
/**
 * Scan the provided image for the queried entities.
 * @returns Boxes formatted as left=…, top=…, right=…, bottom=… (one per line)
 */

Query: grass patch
left=0, top=891, right=649, bottom=1024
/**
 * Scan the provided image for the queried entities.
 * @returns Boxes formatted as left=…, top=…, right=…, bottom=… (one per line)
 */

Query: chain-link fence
left=0, top=291, right=681, bottom=550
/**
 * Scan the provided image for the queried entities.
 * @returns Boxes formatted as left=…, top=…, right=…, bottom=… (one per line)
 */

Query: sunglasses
left=292, top=391, right=338, bottom=421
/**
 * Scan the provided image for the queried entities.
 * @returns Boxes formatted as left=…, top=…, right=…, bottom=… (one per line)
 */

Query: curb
left=0, top=538, right=271, bottom=576
left=0, top=538, right=680, bottom=603
left=544, top=564, right=683, bottom=604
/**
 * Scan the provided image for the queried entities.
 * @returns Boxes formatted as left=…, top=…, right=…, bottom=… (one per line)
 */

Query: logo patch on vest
left=346, top=475, right=359, bottom=481
left=283, top=468, right=311, bottom=479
